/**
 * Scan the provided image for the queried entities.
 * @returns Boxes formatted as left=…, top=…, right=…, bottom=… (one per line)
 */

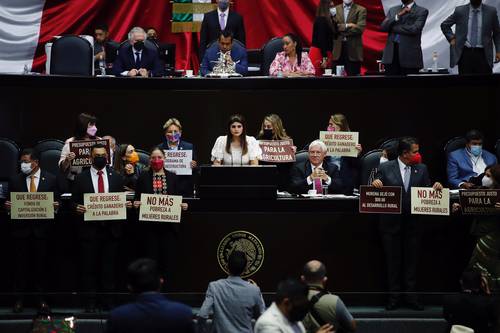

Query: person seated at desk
left=447, top=129, right=497, bottom=189
left=289, top=140, right=343, bottom=194
left=112, top=26, right=163, bottom=77
left=269, top=33, right=315, bottom=77
left=200, top=29, right=248, bottom=76
left=211, top=114, right=262, bottom=166
left=93, top=23, right=118, bottom=72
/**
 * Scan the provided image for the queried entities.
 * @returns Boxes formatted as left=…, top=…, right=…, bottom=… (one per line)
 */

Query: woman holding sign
left=257, top=114, right=296, bottom=191
left=134, top=147, right=187, bottom=285
left=211, top=114, right=262, bottom=166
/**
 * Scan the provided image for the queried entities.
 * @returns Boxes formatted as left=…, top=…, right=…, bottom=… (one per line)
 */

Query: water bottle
left=277, top=64, right=283, bottom=78
left=23, top=64, right=30, bottom=75
left=432, top=51, right=438, bottom=73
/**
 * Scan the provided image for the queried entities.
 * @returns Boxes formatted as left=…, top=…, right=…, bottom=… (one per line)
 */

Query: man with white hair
left=112, top=27, right=163, bottom=77
left=289, top=140, right=343, bottom=194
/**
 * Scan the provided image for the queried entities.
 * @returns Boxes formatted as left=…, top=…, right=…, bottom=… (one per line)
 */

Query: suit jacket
left=112, top=44, right=163, bottom=77
left=375, top=159, right=431, bottom=213
left=157, top=140, right=196, bottom=197
left=381, top=3, right=429, bottom=69
left=289, top=159, right=342, bottom=194
left=333, top=3, right=367, bottom=62
left=441, top=4, right=500, bottom=68
left=134, top=168, right=179, bottom=200
left=254, top=302, right=305, bottom=333
left=200, top=42, right=248, bottom=76
left=447, top=148, right=497, bottom=189
left=199, top=9, right=246, bottom=58
left=443, top=293, right=499, bottom=333
left=71, top=166, right=125, bottom=238
left=9, top=169, right=59, bottom=238
left=106, top=292, right=194, bottom=333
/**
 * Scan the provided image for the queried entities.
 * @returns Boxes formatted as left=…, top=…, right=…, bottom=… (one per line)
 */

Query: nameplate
left=459, top=189, right=500, bottom=215
left=70, top=139, right=111, bottom=167
left=258, top=140, right=295, bottom=163
left=139, top=194, right=182, bottom=223
left=164, top=150, right=193, bottom=175
left=411, top=187, right=450, bottom=216
left=359, top=186, right=402, bottom=214
left=319, top=131, right=359, bottom=157
left=10, top=192, right=54, bottom=220
left=83, top=193, right=127, bottom=221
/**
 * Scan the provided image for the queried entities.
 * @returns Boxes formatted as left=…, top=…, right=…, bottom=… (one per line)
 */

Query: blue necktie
left=135, top=52, right=141, bottom=69
left=470, top=9, right=479, bottom=48
left=403, top=166, right=410, bottom=192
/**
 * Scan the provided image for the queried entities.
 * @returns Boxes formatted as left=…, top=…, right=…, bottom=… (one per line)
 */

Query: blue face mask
left=470, top=145, right=482, bottom=157
left=218, top=0, right=229, bottom=11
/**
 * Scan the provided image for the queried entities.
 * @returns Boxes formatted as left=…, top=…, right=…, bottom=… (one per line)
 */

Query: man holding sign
left=4, top=148, right=59, bottom=313
left=372, top=137, right=443, bottom=311
left=72, top=144, right=129, bottom=312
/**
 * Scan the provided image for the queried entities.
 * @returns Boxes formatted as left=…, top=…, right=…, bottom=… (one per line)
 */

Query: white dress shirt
left=306, top=162, right=332, bottom=186
left=217, top=8, right=229, bottom=29
left=467, top=149, right=487, bottom=175
left=25, top=168, right=41, bottom=191
left=397, top=157, right=410, bottom=182
left=90, top=166, right=109, bottom=193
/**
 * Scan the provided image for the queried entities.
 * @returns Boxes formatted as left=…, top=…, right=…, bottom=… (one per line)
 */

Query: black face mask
left=93, top=156, right=107, bottom=170
left=134, top=41, right=144, bottom=51
left=470, top=0, right=481, bottom=8
left=288, top=302, right=310, bottom=323
left=263, top=129, right=273, bottom=140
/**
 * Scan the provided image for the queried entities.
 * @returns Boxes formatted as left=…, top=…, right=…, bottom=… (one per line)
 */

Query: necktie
left=219, top=13, right=226, bottom=30
left=470, top=9, right=479, bottom=48
left=97, top=170, right=104, bottom=193
left=403, top=166, right=410, bottom=192
left=30, top=175, right=36, bottom=192
left=135, top=51, right=141, bottom=69
left=313, top=167, right=323, bottom=193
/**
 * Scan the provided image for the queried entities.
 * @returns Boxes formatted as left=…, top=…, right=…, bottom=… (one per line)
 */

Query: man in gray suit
left=381, top=1, right=429, bottom=75
left=441, top=0, right=500, bottom=74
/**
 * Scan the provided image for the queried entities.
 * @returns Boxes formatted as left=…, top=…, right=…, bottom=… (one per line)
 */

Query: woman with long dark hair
left=113, top=143, right=144, bottom=190
left=310, top=0, right=337, bottom=76
left=269, top=33, right=315, bottom=77
left=211, top=114, right=262, bottom=165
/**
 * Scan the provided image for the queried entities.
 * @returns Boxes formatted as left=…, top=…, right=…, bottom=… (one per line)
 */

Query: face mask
left=21, top=162, right=33, bottom=175
left=343, top=0, right=352, bottom=5
left=166, top=132, right=181, bottom=143
left=150, top=159, right=164, bottom=172
left=329, top=8, right=337, bottom=16
left=288, top=302, right=310, bottom=323
left=93, top=156, right=107, bottom=170
left=380, top=157, right=389, bottom=164
left=218, top=0, right=229, bottom=11
left=408, top=152, right=422, bottom=165
left=263, top=129, right=273, bottom=140
left=470, top=0, right=482, bottom=8
left=134, top=41, right=144, bottom=51
left=327, top=126, right=336, bottom=132
left=87, top=125, right=97, bottom=137
left=482, top=175, right=493, bottom=188
left=128, top=151, right=139, bottom=165
left=401, top=0, right=412, bottom=5
left=470, top=145, right=482, bottom=157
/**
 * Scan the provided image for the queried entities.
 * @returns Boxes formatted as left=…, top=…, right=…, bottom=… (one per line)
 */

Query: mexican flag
left=172, top=0, right=216, bottom=33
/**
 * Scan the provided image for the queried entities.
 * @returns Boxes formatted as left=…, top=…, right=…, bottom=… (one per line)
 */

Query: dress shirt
left=25, top=168, right=41, bottom=191
left=90, top=166, right=109, bottom=193
left=466, top=4, right=483, bottom=48
left=343, top=3, right=352, bottom=24
left=397, top=157, right=410, bottom=183
left=395, top=1, right=415, bottom=21
left=306, top=162, right=332, bottom=186
left=217, top=8, right=229, bottom=29
left=467, top=149, right=487, bottom=176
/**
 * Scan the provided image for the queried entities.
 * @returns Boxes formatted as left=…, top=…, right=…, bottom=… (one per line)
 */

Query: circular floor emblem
left=217, top=231, right=264, bottom=278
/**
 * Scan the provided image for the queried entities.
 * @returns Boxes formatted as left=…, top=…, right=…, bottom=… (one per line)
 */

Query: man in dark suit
left=200, top=30, right=248, bottom=76
left=447, top=129, right=497, bottom=189
left=106, top=258, right=194, bottom=333
left=199, top=0, right=246, bottom=59
left=441, top=0, right=500, bottom=75
left=112, top=27, right=163, bottom=77
left=381, top=1, right=429, bottom=75
left=372, top=137, right=443, bottom=310
left=289, top=140, right=343, bottom=194
left=72, top=144, right=129, bottom=312
left=443, top=270, right=500, bottom=333
left=93, top=23, right=119, bottom=72
left=5, top=148, right=59, bottom=313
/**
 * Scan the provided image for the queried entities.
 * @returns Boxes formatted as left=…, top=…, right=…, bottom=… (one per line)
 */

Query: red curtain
left=32, top=0, right=387, bottom=73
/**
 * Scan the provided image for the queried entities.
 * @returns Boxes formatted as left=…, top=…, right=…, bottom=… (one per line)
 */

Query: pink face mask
left=327, top=126, right=336, bottom=132
left=87, top=125, right=98, bottom=137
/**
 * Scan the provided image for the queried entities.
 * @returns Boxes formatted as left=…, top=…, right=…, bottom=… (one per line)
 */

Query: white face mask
left=343, top=0, right=353, bottom=5
left=329, top=8, right=337, bottom=16
left=21, top=162, right=33, bottom=175
left=380, top=157, right=389, bottom=164
left=482, top=175, right=493, bottom=188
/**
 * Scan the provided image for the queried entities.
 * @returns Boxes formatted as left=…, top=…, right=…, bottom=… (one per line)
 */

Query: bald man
left=301, top=260, right=356, bottom=333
